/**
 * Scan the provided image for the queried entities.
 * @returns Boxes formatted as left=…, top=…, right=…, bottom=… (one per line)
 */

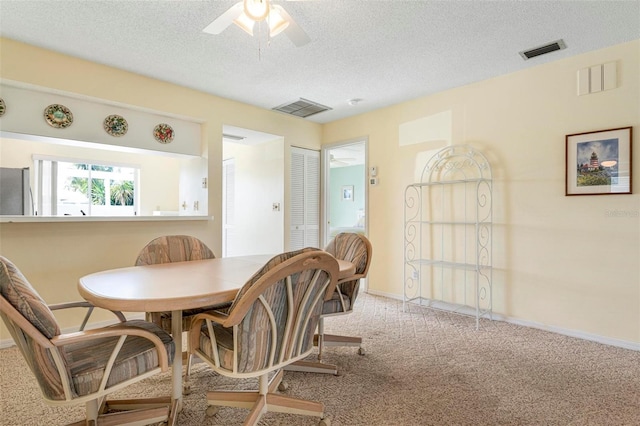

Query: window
left=35, top=156, right=139, bottom=216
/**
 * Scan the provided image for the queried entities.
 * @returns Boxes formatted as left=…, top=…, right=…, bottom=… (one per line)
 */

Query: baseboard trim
left=365, top=289, right=640, bottom=352
left=0, top=313, right=144, bottom=349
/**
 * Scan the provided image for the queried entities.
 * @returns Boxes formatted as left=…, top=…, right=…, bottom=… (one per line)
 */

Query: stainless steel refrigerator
left=0, top=167, right=31, bottom=215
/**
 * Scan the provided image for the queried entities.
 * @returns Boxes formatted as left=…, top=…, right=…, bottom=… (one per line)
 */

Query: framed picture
left=565, top=126, right=632, bottom=196
left=342, top=185, right=354, bottom=201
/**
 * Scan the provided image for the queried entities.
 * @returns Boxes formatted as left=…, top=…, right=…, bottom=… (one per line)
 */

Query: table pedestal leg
left=171, top=310, right=183, bottom=414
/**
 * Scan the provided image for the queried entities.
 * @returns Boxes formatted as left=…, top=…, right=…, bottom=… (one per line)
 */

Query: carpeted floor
left=1, top=292, right=639, bottom=425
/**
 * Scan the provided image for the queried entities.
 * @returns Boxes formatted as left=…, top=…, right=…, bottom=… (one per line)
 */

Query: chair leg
left=283, top=317, right=338, bottom=375
left=286, top=331, right=364, bottom=374
left=322, top=334, right=363, bottom=350
left=268, top=369, right=285, bottom=393
left=74, top=397, right=171, bottom=426
left=317, top=318, right=325, bottom=361
left=284, top=359, right=338, bottom=375
left=85, top=400, right=99, bottom=424
left=205, top=371, right=326, bottom=425
left=243, top=395, right=267, bottom=426
left=183, top=353, right=193, bottom=395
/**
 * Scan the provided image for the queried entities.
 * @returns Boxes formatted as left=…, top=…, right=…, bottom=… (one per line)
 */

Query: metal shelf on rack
left=403, top=145, right=493, bottom=329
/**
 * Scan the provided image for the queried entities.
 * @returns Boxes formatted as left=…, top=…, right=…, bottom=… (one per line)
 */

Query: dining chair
left=320, top=232, right=372, bottom=351
left=187, top=248, right=339, bottom=426
left=0, top=255, right=176, bottom=426
left=135, top=234, right=230, bottom=394
left=288, top=232, right=372, bottom=375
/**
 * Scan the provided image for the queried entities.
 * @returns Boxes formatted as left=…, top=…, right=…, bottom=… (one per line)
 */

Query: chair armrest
left=336, top=273, right=366, bottom=286
left=48, top=301, right=126, bottom=331
left=48, top=301, right=95, bottom=310
left=50, top=324, right=171, bottom=371
left=187, top=310, right=231, bottom=354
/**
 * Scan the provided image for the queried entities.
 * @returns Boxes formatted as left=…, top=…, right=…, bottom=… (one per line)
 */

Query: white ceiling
left=1, top=1, right=638, bottom=125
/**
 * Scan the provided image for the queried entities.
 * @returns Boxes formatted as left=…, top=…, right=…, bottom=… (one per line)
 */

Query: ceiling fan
left=203, top=0, right=311, bottom=47
left=330, top=153, right=357, bottom=167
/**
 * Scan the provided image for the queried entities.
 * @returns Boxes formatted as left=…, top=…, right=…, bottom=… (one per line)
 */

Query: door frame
left=321, top=137, right=369, bottom=287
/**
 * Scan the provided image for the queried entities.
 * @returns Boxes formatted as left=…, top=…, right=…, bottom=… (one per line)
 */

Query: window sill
left=0, top=215, right=213, bottom=223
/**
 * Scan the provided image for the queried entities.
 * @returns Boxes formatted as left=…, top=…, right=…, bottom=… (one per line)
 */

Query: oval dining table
left=78, top=254, right=356, bottom=424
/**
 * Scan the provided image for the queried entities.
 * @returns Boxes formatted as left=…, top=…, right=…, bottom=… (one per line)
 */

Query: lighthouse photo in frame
left=565, top=126, right=632, bottom=196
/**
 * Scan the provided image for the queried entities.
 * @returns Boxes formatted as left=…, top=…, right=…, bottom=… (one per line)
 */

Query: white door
left=290, top=147, right=320, bottom=250
left=222, top=158, right=236, bottom=257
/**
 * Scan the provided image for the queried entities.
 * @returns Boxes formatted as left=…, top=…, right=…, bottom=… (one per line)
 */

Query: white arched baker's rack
left=403, top=145, right=492, bottom=328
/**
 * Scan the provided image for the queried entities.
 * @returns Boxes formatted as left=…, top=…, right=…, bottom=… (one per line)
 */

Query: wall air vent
left=272, top=98, right=332, bottom=118
left=519, top=39, right=566, bottom=60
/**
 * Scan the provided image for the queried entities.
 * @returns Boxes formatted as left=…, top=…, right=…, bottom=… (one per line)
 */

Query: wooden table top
left=78, top=254, right=355, bottom=313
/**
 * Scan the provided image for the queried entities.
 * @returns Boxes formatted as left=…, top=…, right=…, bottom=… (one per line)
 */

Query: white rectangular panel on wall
left=290, top=147, right=320, bottom=250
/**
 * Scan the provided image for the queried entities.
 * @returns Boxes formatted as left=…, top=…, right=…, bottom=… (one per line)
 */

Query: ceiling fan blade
left=273, top=5, right=311, bottom=47
left=203, top=2, right=244, bottom=35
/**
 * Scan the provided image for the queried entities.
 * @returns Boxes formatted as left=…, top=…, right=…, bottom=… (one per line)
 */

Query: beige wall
left=323, top=40, right=640, bottom=345
left=1, top=37, right=638, bottom=347
left=0, top=38, right=321, bottom=334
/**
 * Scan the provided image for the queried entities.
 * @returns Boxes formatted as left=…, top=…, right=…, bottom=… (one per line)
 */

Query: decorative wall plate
left=153, top=123, right=174, bottom=144
left=0, top=98, right=5, bottom=117
left=103, top=114, right=128, bottom=137
left=44, top=104, right=73, bottom=128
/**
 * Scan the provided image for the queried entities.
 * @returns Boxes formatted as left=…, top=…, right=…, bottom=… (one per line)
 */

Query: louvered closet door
left=290, top=147, right=320, bottom=250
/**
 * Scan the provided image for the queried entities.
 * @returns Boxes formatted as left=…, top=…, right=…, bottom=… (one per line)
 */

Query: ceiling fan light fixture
left=268, top=6, right=289, bottom=37
left=233, top=12, right=255, bottom=35
left=243, top=0, right=269, bottom=21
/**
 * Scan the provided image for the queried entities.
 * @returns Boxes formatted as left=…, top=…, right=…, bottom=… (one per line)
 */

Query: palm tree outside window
left=34, top=157, right=138, bottom=216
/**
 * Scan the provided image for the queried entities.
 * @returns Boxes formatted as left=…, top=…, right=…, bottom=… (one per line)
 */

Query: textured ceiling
left=1, top=1, right=639, bottom=124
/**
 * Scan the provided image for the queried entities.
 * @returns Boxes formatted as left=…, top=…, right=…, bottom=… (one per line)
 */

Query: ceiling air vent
left=519, top=39, right=566, bottom=60
left=272, top=98, right=332, bottom=118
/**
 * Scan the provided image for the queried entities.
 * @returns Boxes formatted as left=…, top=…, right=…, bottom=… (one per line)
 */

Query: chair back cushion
left=0, top=256, right=60, bottom=338
left=324, top=233, right=371, bottom=276
left=0, top=256, right=67, bottom=400
left=323, top=233, right=372, bottom=312
left=136, top=235, right=222, bottom=333
left=228, top=247, right=318, bottom=313
left=200, top=249, right=338, bottom=374
left=135, top=235, right=215, bottom=266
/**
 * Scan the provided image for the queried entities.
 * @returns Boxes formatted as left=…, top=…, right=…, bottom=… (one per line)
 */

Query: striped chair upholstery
left=135, top=235, right=226, bottom=332
left=291, top=232, right=372, bottom=376
left=188, top=249, right=339, bottom=425
left=322, top=232, right=372, bottom=317
left=0, top=256, right=175, bottom=424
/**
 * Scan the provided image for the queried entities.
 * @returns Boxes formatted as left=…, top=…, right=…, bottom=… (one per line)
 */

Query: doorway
left=322, top=139, right=368, bottom=246
left=222, top=125, right=285, bottom=256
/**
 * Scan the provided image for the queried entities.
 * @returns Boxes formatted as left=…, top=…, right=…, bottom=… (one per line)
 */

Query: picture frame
left=565, top=126, right=632, bottom=196
left=342, top=185, right=354, bottom=201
